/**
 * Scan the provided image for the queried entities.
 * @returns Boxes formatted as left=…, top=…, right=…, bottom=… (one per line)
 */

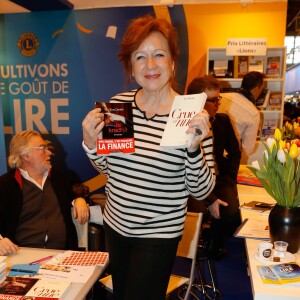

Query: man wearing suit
left=187, top=76, right=242, bottom=258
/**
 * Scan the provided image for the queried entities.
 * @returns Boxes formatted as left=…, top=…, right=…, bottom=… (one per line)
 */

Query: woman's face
left=131, top=31, right=173, bottom=93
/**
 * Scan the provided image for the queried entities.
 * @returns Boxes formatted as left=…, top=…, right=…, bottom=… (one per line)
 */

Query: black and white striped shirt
left=83, top=90, right=215, bottom=238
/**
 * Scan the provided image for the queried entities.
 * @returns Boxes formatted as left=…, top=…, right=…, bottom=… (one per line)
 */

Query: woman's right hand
left=82, top=108, right=105, bottom=150
left=0, top=237, right=19, bottom=255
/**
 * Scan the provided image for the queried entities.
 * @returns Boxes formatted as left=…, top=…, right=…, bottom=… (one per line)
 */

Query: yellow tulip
left=274, top=128, right=282, bottom=141
left=279, top=140, right=285, bottom=149
left=289, top=143, right=298, bottom=158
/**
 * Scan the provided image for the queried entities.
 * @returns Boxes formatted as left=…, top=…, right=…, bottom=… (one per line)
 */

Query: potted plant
left=248, top=128, right=300, bottom=253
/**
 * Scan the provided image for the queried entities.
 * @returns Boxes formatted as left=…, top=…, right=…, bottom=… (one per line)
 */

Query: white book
left=160, top=93, right=207, bottom=148
left=25, top=279, right=71, bottom=299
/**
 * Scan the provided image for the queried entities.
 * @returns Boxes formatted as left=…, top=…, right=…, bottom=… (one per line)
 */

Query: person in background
left=218, top=71, right=263, bottom=160
left=283, top=102, right=297, bottom=124
left=0, top=130, right=89, bottom=255
left=187, top=75, right=242, bottom=258
left=82, top=15, right=215, bottom=300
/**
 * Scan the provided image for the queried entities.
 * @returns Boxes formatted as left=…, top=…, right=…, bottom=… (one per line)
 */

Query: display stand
left=207, top=47, right=286, bottom=163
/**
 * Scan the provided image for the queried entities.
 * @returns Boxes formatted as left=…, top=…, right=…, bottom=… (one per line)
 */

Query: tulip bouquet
left=248, top=128, right=300, bottom=208
left=282, top=120, right=300, bottom=140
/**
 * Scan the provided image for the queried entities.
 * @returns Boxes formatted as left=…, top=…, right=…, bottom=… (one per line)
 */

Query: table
left=5, top=247, right=108, bottom=300
left=237, top=184, right=300, bottom=300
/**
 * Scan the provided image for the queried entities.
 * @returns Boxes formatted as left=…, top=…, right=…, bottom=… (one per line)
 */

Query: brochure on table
left=8, top=251, right=109, bottom=284
left=36, top=251, right=109, bottom=283
left=234, top=218, right=270, bottom=240
left=257, top=263, right=300, bottom=286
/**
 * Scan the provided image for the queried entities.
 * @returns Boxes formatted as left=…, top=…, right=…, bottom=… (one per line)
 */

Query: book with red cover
left=237, top=166, right=263, bottom=187
left=95, top=102, right=134, bottom=155
left=0, top=277, right=39, bottom=299
left=25, top=280, right=71, bottom=299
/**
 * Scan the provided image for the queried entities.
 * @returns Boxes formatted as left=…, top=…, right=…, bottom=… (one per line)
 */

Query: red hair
left=118, top=15, right=179, bottom=84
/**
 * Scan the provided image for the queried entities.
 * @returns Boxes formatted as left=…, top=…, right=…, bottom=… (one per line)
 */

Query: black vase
left=268, top=204, right=300, bottom=254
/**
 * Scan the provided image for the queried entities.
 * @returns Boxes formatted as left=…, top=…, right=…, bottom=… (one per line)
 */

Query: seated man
left=0, top=130, right=89, bottom=255
left=187, top=76, right=242, bottom=258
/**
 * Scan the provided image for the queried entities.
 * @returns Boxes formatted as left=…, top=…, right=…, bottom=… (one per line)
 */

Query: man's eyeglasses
left=32, top=145, right=50, bottom=151
left=206, top=96, right=222, bottom=104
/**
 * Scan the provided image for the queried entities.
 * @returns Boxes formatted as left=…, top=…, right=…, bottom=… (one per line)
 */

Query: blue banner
left=0, top=6, right=188, bottom=189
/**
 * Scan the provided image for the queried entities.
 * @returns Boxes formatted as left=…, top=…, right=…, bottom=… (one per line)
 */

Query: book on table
left=237, top=166, right=263, bottom=187
left=239, top=201, right=274, bottom=213
left=0, top=276, right=39, bottom=299
left=234, top=218, right=270, bottom=240
left=257, top=265, right=281, bottom=284
left=257, top=263, right=300, bottom=285
left=25, top=279, right=71, bottom=299
left=0, top=263, right=7, bottom=285
left=95, top=101, right=134, bottom=155
left=160, top=93, right=207, bottom=148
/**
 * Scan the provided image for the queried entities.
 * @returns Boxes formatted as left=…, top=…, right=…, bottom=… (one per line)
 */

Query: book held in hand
left=25, top=279, right=71, bottom=299
left=160, top=93, right=207, bottom=148
left=95, top=102, right=134, bottom=155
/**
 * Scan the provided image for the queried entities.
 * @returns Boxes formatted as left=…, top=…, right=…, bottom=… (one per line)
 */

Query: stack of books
left=0, top=262, right=7, bottom=285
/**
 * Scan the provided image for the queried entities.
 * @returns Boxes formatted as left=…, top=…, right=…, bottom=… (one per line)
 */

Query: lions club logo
left=17, top=32, right=39, bottom=56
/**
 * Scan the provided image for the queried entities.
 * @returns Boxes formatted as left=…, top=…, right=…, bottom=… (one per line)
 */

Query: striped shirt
left=83, top=90, right=215, bottom=238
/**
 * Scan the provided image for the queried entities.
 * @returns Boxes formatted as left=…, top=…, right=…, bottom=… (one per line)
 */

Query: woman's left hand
left=73, top=197, right=90, bottom=224
left=186, top=110, right=210, bottom=153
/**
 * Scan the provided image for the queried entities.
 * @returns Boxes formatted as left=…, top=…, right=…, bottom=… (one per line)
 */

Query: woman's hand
left=0, top=237, right=19, bottom=255
left=82, top=108, right=105, bottom=150
left=186, top=110, right=210, bottom=153
left=73, top=197, right=89, bottom=224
